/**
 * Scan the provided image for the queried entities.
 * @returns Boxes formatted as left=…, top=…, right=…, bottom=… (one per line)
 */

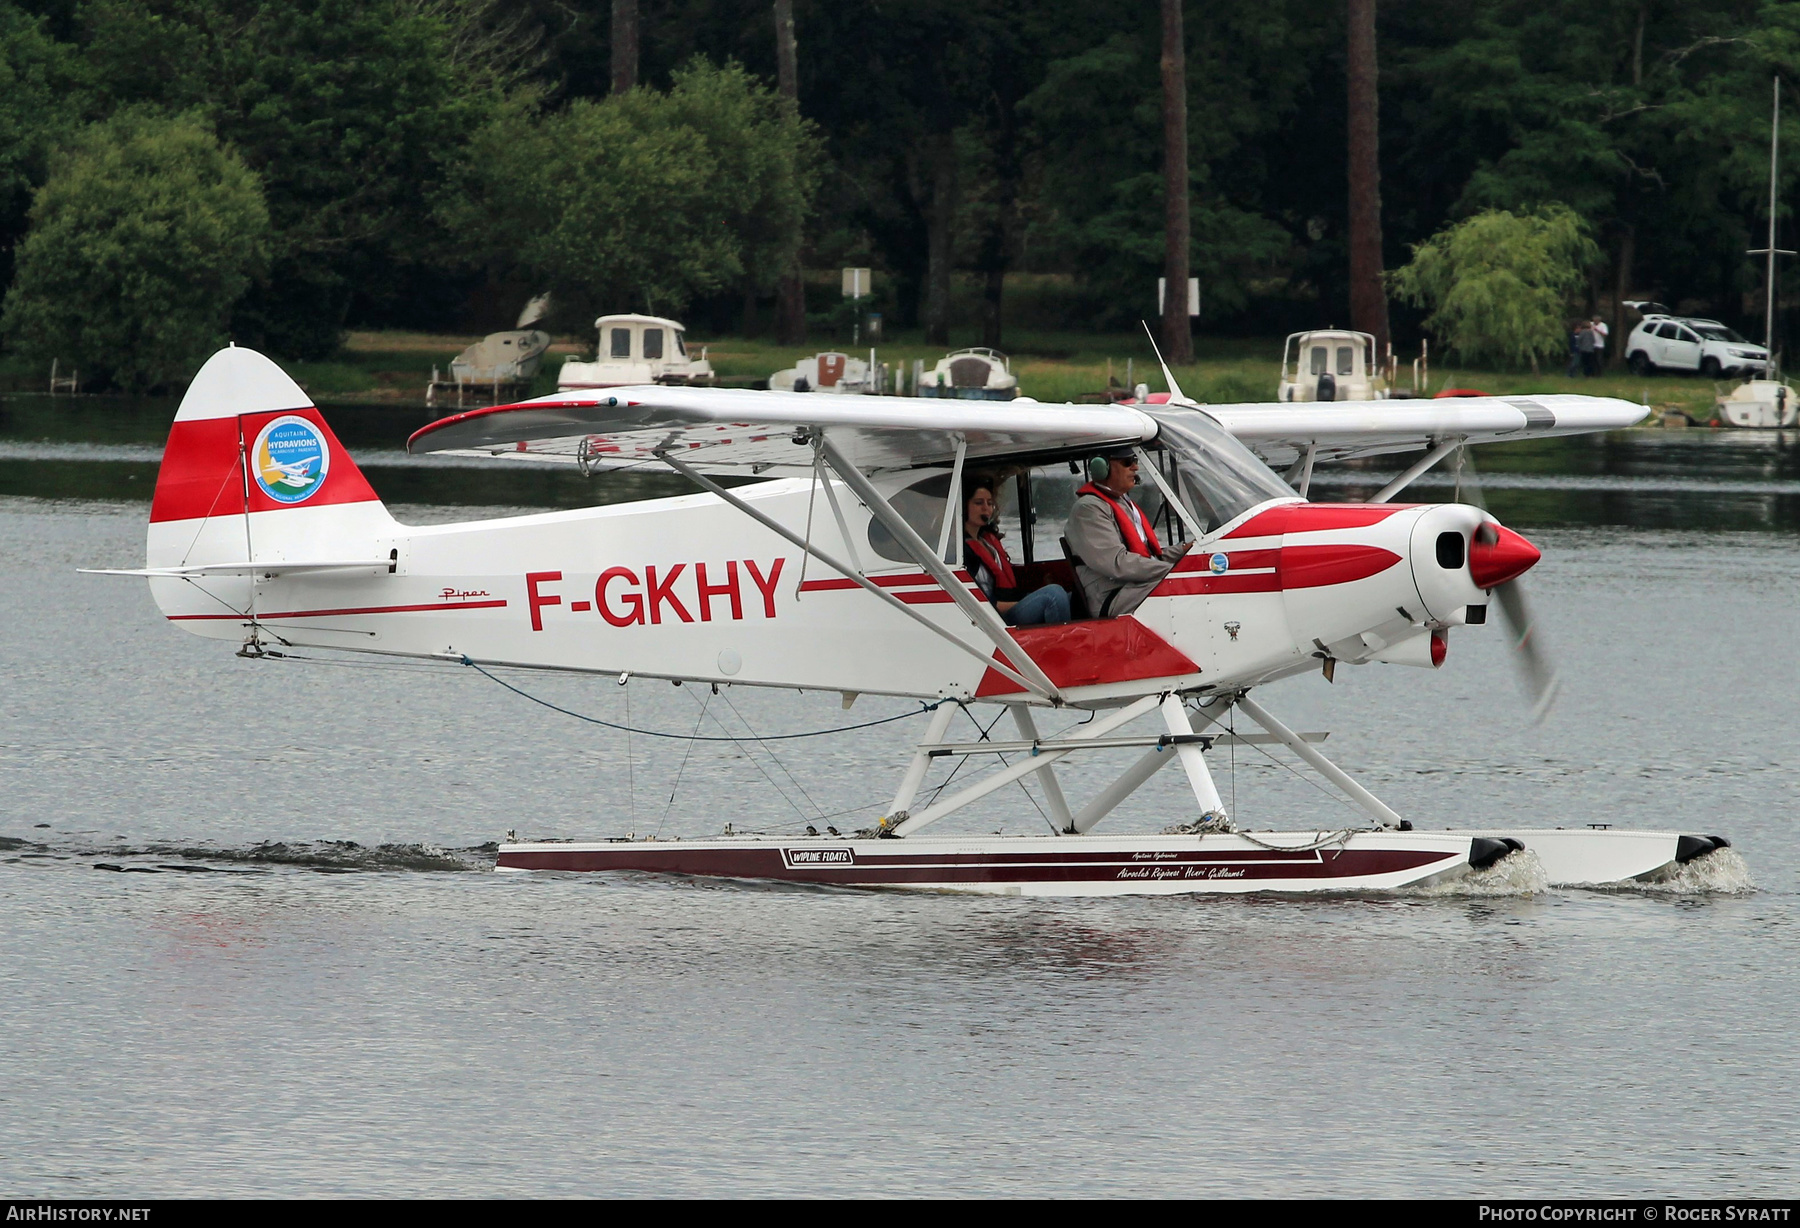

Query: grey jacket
left=1064, top=489, right=1186, bottom=618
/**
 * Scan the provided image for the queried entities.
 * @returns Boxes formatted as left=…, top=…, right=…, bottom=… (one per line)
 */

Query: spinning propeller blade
left=1455, top=447, right=1561, bottom=722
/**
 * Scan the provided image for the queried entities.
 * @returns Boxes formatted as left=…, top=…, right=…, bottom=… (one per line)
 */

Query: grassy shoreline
left=4, top=326, right=1730, bottom=422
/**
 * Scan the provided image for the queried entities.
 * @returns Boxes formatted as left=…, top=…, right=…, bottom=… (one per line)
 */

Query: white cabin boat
left=768, top=351, right=877, bottom=394
left=1715, top=378, right=1799, bottom=427
left=918, top=347, right=1018, bottom=400
left=557, top=314, right=714, bottom=390
left=1278, top=330, right=1388, bottom=401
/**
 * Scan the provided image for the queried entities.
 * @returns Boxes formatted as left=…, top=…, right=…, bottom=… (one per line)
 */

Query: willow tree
left=1389, top=205, right=1598, bottom=372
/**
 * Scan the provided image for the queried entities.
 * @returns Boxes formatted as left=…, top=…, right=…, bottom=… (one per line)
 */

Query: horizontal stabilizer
left=83, top=560, right=393, bottom=578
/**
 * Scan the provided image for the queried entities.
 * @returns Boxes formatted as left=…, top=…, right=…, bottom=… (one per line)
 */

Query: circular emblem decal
left=1209, top=552, right=1230, bottom=575
left=252, top=415, right=330, bottom=504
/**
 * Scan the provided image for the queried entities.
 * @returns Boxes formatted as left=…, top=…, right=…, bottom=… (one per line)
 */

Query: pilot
left=1064, top=448, right=1193, bottom=618
left=964, top=479, right=1070, bottom=626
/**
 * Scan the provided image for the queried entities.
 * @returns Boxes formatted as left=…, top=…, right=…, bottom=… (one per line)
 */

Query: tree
left=612, top=0, right=639, bottom=92
left=1, top=111, right=270, bottom=390
left=1389, top=204, right=1598, bottom=371
left=449, top=61, right=818, bottom=323
left=1020, top=6, right=1311, bottom=330
left=73, top=0, right=520, bottom=358
left=650, top=61, right=822, bottom=316
left=1346, top=0, right=1389, bottom=355
left=772, top=0, right=807, bottom=343
left=1160, top=0, right=1193, bottom=364
left=0, top=2, right=81, bottom=296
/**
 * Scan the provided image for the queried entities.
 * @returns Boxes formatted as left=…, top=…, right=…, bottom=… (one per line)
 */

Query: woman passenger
left=963, top=478, right=1071, bottom=626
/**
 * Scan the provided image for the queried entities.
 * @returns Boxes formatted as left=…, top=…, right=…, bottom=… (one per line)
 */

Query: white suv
left=1625, top=314, right=1768, bottom=377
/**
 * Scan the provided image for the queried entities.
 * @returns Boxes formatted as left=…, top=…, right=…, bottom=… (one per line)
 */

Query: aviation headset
left=1088, top=452, right=1139, bottom=482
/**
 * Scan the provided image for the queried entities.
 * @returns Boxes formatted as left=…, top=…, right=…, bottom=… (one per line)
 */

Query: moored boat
left=557, top=314, right=715, bottom=390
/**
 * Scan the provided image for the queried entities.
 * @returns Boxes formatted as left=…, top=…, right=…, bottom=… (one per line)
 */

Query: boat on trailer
left=97, top=343, right=1736, bottom=898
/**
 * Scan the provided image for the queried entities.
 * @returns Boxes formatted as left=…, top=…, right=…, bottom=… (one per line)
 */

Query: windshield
left=1144, top=408, right=1298, bottom=534
left=1694, top=325, right=1749, bottom=344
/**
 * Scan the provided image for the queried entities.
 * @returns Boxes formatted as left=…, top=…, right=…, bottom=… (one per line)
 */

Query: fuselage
left=151, top=469, right=1508, bottom=705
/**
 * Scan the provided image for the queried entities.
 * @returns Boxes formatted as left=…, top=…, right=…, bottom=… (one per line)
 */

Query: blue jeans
left=1004, top=584, right=1071, bottom=626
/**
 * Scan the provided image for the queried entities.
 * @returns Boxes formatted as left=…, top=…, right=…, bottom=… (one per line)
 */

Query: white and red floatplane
left=91, top=344, right=1734, bottom=896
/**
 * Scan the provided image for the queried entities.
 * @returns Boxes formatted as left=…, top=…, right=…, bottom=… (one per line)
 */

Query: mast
left=1768, top=76, right=1780, bottom=380
left=1751, top=76, right=1794, bottom=380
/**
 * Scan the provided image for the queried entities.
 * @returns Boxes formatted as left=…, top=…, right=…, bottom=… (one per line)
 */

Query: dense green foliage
left=1, top=111, right=269, bottom=389
left=450, top=61, right=819, bottom=319
left=4, top=0, right=1800, bottom=379
left=1391, top=206, right=1599, bottom=369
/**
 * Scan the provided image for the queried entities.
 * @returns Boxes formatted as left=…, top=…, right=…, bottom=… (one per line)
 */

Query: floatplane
left=92, top=342, right=1735, bottom=896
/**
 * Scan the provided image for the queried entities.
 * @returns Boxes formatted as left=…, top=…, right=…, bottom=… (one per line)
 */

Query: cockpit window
left=867, top=472, right=951, bottom=564
left=1336, top=345, right=1354, bottom=375
left=1143, top=408, right=1298, bottom=534
left=610, top=328, right=632, bottom=358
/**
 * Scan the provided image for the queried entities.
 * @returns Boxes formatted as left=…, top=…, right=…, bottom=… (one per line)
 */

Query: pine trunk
left=1160, top=0, right=1194, bottom=364
left=1346, top=0, right=1389, bottom=356
left=611, top=1, right=639, bottom=94
left=773, top=0, right=807, bottom=344
left=924, top=133, right=957, bottom=347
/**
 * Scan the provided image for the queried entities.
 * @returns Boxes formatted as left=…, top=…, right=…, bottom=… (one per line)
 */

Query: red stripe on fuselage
left=1223, top=502, right=1414, bottom=539
left=1280, top=544, right=1401, bottom=588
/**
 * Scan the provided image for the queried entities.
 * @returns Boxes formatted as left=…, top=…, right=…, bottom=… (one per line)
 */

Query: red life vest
left=964, top=528, right=1017, bottom=591
left=1077, top=483, right=1162, bottom=558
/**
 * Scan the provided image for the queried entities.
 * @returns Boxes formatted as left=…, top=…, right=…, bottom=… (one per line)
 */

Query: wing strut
left=817, top=435, right=1064, bottom=704
left=1370, top=438, right=1463, bottom=503
left=655, top=447, right=1048, bottom=699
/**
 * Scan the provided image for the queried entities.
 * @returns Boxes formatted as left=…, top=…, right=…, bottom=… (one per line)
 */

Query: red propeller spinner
left=1469, top=523, right=1541, bottom=589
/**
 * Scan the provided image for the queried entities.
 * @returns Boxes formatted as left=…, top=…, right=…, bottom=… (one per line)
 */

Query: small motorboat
left=768, top=351, right=879, bottom=394
left=557, top=314, right=714, bottom=390
left=1715, top=378, right=1799, bottom=427
left=427, top=294, right=553, bottom=407
left=917, top=347, right=1018, bottom=400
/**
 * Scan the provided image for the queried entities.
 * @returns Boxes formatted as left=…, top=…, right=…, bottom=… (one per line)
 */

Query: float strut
left=1011, top=705, right=1074, bottom=834
left=887, top=701, right=960, bottom=822
left=1161, top=694, right=1227, bottom=821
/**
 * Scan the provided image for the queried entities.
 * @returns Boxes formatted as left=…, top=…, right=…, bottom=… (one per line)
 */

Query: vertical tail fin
left=147, top=345, right=393, bottom=577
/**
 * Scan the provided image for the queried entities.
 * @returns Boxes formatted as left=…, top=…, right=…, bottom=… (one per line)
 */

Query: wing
left=406, top=385, right=1156, bottom=475
left=1203, top=395, right=1649, bottom=468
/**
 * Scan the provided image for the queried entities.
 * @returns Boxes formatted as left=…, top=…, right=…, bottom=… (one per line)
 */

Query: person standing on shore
left=1575, top=321, right=1598, bottom=376
left=1590, top=316, right=1608, bottom=374
left=1566, top=321, right=1585, bottom=377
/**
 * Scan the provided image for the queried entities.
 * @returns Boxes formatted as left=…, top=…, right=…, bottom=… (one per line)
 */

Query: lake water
left=1, top=396, right=1795, bottom=1197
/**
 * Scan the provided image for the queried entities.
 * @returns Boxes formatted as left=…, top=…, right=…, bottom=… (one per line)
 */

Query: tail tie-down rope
left=458, top=656, right=945, bottom=742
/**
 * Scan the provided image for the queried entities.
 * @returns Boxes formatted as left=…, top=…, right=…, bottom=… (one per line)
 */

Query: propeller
left=1453, top=446, right=1561, bottom=722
